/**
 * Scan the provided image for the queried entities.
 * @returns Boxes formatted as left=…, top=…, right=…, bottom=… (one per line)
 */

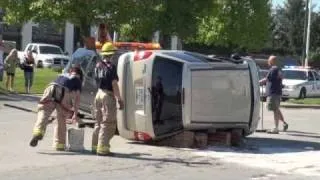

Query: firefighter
left=92, top=42, right=124, bottom=156
left=29, top=66, right=83, bottom=151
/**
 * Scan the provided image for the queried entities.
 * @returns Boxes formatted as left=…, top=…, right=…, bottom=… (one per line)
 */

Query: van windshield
left=63, top=48, right=98, bottom=74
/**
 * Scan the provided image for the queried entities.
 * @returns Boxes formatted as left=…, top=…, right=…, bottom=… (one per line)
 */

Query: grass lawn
left=288, top=98, right=320, bottom=105
left=0, top=68, right=60, bottom=94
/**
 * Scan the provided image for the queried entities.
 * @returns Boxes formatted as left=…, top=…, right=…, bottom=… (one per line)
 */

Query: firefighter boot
left=29, top=134, right=43, bottom=147
left=30, top=128, right=44, bottom=147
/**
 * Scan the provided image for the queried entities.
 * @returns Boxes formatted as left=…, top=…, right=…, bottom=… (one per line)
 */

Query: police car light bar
left=284, top=65, right=311, bottom=69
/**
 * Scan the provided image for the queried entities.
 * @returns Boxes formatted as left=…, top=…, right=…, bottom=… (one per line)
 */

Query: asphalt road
left=0, top=94, right=319, bottom=180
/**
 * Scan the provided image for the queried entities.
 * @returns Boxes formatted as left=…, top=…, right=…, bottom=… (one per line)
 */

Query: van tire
left=298, top=88, right=306, bottom=99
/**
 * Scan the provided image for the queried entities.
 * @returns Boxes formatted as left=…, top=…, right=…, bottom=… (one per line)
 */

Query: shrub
left=52, top=67, right=63, bottom=73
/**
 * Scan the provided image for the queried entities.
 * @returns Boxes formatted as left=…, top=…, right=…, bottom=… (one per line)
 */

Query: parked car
left=18, top=43, right=70, bottom=68
left=63, top=48, right=260, bottom=142
left=282, top=66, right=320, bottom=99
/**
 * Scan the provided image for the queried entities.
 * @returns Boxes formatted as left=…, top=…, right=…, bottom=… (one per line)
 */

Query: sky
left=272, top=0, right=319, bottom=10
left=272, top=0, right=285, bottom=8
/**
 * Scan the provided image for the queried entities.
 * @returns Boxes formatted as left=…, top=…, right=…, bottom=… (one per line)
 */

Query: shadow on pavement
left=37, top=151, right=213, bottom=166
left=0, top=93, right=40, bottom=102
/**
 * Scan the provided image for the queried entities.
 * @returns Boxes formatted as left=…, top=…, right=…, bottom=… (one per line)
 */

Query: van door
left=151, top=56, right=184, bottom=136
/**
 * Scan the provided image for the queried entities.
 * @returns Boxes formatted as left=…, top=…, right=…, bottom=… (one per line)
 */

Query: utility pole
left=305, top=0, right=312, bottom=67
left=302, top=0, right=309, bottom=65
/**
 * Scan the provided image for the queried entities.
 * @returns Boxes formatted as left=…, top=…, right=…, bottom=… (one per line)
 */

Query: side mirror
left=64, top=51, right=69, bottom=56
left=32, top=50, right=38, bottom=54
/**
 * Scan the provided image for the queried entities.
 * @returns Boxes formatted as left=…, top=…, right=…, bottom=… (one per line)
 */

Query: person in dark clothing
left=259, top=56, right=288, bottom=134
left=22, top=50, right=35, bottom=94
left=29, top=66, right=83, bottom=150
left=91, top=42, right=124, bottom=156
left=152, top=76, right=164, bottom=125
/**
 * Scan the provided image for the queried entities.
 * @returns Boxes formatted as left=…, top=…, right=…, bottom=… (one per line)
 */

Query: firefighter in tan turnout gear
left=29, top=67, right=83, bottom=151
left=92, top=42, right=124, bottom=156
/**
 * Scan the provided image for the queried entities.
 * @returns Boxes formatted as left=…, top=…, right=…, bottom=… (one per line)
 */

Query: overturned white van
left=64, top=49, right=260, bottom=142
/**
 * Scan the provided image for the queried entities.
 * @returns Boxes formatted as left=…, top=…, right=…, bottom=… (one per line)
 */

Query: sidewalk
left=280, top=102, right=320, bottom=109
left=0, top=92, right=41, bottom=102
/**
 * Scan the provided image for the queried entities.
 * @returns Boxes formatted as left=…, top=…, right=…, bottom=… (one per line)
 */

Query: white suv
left=282, top=66, right=320, bottom=99
left=18, top=43, right=70, bottom=68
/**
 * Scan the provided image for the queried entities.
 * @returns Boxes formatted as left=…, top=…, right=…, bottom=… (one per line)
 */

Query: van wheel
left=298, top=88, right=306, bottom=99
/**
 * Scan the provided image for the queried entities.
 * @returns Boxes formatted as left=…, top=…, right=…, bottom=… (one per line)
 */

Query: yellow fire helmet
left=100, top=42, right=117, bottom=56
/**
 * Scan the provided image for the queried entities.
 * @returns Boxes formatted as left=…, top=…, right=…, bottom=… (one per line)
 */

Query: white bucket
left=67, top=127, right=85, bottom=152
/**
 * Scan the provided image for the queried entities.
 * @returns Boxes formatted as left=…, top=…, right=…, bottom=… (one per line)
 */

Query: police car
left=282, top=66, right=320, bottom=99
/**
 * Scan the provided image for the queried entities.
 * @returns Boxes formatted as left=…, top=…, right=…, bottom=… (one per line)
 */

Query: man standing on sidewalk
left=259, top=55, right=289, bottom=134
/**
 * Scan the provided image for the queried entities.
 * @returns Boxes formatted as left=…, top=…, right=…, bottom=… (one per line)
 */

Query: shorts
left=6, top=72, right=15, bottom=77
left=267, top=95, right=281, bottom=111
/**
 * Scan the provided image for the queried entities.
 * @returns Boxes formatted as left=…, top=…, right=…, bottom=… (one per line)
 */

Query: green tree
left=193, top=0, right=272, bottom=51
left=116, top=0, right=215, bottom=41
left=0, top=0, right=133, bottom=37
left=272, top=0, right=307, bottom=55
left=0, top=0, right=271, bottom=51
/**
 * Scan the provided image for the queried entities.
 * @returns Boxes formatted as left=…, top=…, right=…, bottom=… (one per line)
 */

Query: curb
left=280, top=103, right=320, bottom=109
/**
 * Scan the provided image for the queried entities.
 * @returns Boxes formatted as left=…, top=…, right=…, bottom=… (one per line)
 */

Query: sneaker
left=283, top=123, right=289, bottom=132
left=29, top=135, right=43, bottom=147
left=267, top=128, right=279, bottom=134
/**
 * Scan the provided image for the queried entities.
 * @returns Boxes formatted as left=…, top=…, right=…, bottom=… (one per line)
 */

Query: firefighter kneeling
left=29, top=67, right=83, bottom=151
left=92, top=42, right=124, bottom=156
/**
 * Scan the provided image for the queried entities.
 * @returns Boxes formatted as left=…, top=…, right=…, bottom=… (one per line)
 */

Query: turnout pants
left=92, top=89, right=117, bottom=154
left=32, top=84, right=72, bottom=150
